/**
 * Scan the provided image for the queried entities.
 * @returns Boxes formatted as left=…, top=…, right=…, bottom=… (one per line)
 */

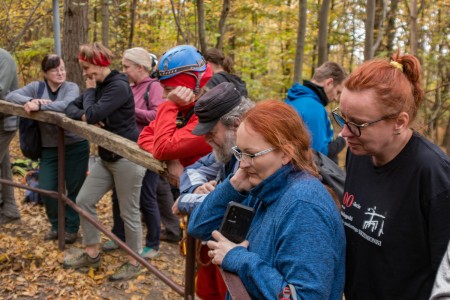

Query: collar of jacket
left=247, top=164, right=303, bottom=208
left=303, top=80, right=329, bottom=106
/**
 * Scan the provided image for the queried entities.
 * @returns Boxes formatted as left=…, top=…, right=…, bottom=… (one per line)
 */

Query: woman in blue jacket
left=188, top=100, right=345, bottom=299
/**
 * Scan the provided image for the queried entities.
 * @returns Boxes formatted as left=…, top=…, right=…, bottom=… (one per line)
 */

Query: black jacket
left=66, top=70, right=139, bottom=161
left=207, top=71, right=248, bottom=97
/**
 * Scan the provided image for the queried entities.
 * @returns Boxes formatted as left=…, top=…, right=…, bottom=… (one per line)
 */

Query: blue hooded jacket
left=286, top=82, right=334, bottom=155
left=188, top=164, right=346, bottom=299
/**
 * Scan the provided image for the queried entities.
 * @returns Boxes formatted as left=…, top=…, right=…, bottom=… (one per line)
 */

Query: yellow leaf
left=0, top=253, right=8, bottom=263
left=87, top=267, right=95, bottom=279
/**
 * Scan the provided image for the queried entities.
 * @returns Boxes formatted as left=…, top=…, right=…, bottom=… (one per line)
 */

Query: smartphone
left=219, top=201, right=255, bottom=244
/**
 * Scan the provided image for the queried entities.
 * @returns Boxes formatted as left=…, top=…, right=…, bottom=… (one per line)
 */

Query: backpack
left=24, top=170, right=42, bottom=204
left=313, top=150, right=346, bottom=200
left=143, top=80, right=155, bottom=110
left=11, top=158, right=42, bottom=204
left=19, top=81, right=45, bottom=160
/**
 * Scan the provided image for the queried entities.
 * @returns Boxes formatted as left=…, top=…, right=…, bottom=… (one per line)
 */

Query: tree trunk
left=385, top=0, right=400, bottom=52
left=197, top=0, right=207, bottom=53
left=101, top=0, right=109, bottom=47
left=364, top=0, right=375, bottom=60
left=444, top=116, right=450, bottom=156
left=293, top=0, right=307, bottom=83
left=128, top=0, right=137, bottom=48
left=215, top=0, right=230, bottom=50
left=408, top=0, right=419, bottom=56
left=93, top=2, right=98, bottom=42
left=62, top=0, right=88, bottom=90
left=372, top=0, right=388, bottom=56
left=317, top=0, right=330, bottom=66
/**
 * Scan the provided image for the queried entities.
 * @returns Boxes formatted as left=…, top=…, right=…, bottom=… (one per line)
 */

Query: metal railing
left=0, top=100, right=250, bottom=299
left=0, top=101, right=194, bottom=299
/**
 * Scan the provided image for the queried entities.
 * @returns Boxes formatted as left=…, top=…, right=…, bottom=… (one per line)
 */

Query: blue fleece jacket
left=286, top=82, right=334, bottom=155
left=188, top=164, right=346, bottom=299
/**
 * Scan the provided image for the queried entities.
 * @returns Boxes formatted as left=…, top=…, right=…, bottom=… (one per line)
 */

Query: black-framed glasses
left=231, top=146, right=275, bottom=164
left=332, top=108, right=398, bottom=137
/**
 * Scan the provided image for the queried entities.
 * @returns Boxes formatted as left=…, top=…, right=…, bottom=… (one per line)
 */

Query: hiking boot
left=160, top=230, right=181, bottom=244
left=65, top=232, right=78, bottom=244
left=141, top=247, right=160, bottom=259
left=102, top=240, right=119, bottom=252
left=44, top=230, right=58, bottom=241
left=63, top=252, right=101, bottom=269
left=108, top=262, right=141, bottom=281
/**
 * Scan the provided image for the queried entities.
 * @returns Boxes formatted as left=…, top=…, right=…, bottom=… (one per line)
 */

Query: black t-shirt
left=342, top=132, right=450, bottom=300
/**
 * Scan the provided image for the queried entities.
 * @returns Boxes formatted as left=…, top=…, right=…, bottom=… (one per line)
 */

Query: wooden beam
left=0, top=100, right=179, bottom=185
left=219, top=269, right=251, bottom=300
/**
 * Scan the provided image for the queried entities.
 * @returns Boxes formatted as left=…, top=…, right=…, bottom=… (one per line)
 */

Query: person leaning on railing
left=5, top=54, right=89, bottom=244
left=188, top=100, right=346, bottom=299
left=63, top=42, right=146, bottom=282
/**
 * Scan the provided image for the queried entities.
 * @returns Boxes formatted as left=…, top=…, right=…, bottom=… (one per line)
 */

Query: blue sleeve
left=222, top=200, right=344, bottom=299
left=178, top=194, right=207, bottom=215
left=180, top=152, right=222, bottom=193
left=188, top=178, right=247, bottom=241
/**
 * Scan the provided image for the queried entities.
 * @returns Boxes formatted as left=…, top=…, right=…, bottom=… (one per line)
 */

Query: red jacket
left=138, top=100, right=212, bottom=167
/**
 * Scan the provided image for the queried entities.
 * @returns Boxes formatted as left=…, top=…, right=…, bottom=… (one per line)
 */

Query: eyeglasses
left=332, top=108, right=398, bottom=137
left=48, top=67, right=66, bottom=74
left=231, top=146, right=275, bottom=164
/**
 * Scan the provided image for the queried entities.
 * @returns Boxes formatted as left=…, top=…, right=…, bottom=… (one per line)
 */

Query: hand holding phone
left=219, top=201, right=255, bottom=244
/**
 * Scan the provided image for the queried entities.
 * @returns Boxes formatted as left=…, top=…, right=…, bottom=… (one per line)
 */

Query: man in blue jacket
left=286, top=62, right=347, bottom=163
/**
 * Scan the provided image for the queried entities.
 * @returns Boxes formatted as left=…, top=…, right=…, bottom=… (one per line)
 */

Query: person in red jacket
left=138, top=45, right=212, bottom=168
left=138, top=45, right=213, bottom=243
left=138, top=45, right=222, bottom=299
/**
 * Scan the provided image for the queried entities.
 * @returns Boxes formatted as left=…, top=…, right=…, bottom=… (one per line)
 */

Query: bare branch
left=6, top=0, right=48, bottom=53
left=169, top=0, right=188, bottom=44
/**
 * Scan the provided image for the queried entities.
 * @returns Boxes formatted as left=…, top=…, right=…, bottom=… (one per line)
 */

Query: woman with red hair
left=64, top=43, right=146, bottom=281
left=333, top=51, right=450, bottom=299
left=188, top=100, right=346, bottom=299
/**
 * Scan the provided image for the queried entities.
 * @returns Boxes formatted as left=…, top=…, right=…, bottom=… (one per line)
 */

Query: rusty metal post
left=184, top=234, right=196, bottom=300
left=57, top=127, right=66, bottom=250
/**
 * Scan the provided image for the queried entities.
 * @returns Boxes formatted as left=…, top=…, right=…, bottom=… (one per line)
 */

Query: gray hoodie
left=6, top=80, right=85, bottom=147
left=0, top=48, right=19, bottom=131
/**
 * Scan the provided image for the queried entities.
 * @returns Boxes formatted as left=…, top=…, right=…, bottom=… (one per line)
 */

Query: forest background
left=1, top=0, right=449, bottom=154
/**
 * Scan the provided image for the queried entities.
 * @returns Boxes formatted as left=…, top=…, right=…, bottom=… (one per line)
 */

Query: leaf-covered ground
left=0, top=136, right=186, bottom=299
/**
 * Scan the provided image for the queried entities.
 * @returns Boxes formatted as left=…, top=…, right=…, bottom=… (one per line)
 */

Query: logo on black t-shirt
left=363, top=206, right=385, bottom=237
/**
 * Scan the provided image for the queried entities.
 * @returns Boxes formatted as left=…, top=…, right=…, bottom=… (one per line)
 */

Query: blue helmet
left=153, top=45, right=206, bottom=81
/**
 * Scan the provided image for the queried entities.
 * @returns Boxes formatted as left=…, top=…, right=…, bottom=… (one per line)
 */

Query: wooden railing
left=0, top=100, right=251, bottom=300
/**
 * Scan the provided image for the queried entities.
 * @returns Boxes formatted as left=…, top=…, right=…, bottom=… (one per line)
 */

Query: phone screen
left=219, top=201, right=255, bottom=243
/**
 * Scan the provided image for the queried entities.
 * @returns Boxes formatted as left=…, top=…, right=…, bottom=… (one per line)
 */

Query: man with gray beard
left=172, top=82, right=253, bottom=300
left=173, top=81, right=253, bottom=215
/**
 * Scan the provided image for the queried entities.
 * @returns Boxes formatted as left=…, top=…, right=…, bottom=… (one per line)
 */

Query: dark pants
left=157, top=176, right=180, bottom=236
left=112, top=170, right=160, bottom=249
left=39, top=140, right=89, bottom=233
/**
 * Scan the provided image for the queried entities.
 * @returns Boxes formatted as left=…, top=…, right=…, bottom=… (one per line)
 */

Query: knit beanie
left=123, top=47, right=153, bottom=69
